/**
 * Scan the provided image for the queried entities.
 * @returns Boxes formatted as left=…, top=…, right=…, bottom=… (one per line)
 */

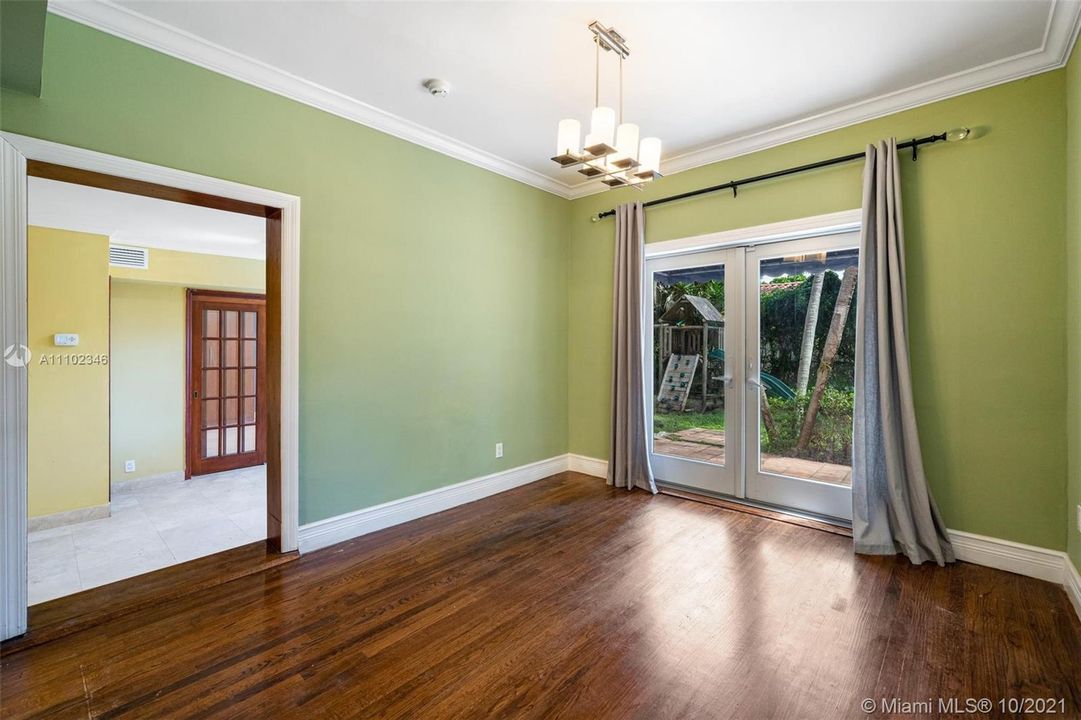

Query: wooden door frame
left=1, top=132, right=300, bottom=639
left=185, top=290, right=268, bottom=479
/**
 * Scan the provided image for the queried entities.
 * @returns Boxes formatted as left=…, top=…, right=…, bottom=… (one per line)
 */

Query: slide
left=707, top=349, right=796, bottom=401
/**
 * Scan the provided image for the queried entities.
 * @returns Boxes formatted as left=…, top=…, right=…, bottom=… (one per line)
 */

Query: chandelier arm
left=594, top=35, right=600, bottom=108
left=619, top=54, right=624, bottom=124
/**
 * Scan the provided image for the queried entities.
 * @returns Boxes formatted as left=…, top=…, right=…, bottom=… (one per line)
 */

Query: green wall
left=0, top=0, right=46, bottom=96
left=2, top=15, right=569, bottom=524
left=1067, top=49, right=1081, bottom=573
left=2, top=14, right=1076, bottom=552
left=568, top=71, right=1068, bottom=550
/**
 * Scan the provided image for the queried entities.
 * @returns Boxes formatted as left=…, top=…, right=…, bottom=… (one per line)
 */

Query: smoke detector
left=423, top=79, right=452, bottom=97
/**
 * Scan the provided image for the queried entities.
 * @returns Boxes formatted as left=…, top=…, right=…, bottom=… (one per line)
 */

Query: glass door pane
left=189, top=293, right=266, bottom=478
left=646, top=248, right=741, bottom=496
left=744, top=236, right=859, bottom=520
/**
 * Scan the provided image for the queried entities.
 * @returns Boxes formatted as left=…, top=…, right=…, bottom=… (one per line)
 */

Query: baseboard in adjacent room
left=27, top=503, right=110, bottom=532
left=298, top=454, right=571, bottom=553
left=111, top=470, right=184, bottom=495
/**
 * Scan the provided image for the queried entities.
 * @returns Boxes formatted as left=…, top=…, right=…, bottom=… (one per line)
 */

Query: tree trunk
left=796, top=266, right=858, bottom=451
left=760, top=389, right=779, bottom=446
left=795, top=272, right=825, bottom=396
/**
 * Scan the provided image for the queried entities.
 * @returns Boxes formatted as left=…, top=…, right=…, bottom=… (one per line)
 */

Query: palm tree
left=796, top=266, right=858, bottom=450
left=795, top=272, right=825, bottom=395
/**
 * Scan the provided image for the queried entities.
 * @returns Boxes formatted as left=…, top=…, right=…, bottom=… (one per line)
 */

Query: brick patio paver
left=653, top=428, right=851, bottom=487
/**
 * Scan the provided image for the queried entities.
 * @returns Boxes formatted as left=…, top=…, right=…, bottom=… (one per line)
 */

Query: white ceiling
left=29, top=177, right=266, bottom=259
left=52, top=1, right=1081, bottom=198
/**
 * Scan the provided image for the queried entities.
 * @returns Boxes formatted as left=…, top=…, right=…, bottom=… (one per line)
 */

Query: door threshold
left=1, top=541, right=297, bottom=656
left=657, top=482, right=853, bottom=538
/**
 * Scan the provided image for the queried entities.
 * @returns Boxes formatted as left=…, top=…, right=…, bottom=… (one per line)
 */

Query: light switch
left=53, top=333, right=79, bottom=347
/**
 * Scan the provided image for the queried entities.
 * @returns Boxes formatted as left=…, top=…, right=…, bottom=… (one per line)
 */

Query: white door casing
left=1, top=137, right=29, bottom=641
left=0, top=132, right=301, bottom=641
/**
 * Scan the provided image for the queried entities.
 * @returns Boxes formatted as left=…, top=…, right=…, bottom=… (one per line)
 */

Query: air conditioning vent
left=109, top=244, right=149, bottom=269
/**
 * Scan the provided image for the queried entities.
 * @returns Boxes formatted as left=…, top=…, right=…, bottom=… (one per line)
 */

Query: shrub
left=762, top=388, right=854, bottom=465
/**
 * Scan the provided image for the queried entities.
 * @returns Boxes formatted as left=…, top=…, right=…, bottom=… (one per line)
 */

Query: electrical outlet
left=125, top=460, right=136, bottom=473
left=1076, top=504, right=1081, bottom=534
left=495, top=443, right=504, bottom=459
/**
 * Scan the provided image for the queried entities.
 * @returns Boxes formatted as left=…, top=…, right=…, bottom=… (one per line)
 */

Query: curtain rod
left=590, top=128, right=970, bottom=222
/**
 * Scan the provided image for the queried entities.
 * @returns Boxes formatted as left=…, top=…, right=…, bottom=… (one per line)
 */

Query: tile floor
left=28, top=465, right=266, bottom=606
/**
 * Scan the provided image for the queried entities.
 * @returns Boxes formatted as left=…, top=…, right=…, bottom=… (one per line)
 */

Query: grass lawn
left=653, top=409, right=726, bottom=434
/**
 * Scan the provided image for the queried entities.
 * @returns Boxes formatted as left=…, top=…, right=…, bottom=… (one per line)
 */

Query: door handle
left=716, top=374, right=733, bottom=387
left=748, top=377, right=763, bottom=389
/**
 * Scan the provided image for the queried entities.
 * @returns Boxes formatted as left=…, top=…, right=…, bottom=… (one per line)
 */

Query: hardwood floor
left=3, top=472, right=1079, bottom=719
left=4, top=541, right=297, bottom=655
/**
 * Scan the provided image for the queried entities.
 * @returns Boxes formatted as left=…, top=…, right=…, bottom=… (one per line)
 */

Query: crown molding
left=51, top=0, right=1081, bottom=203
left=565, top=0, right=1081, bottom=200
left=47, top=0, right=576, bottom=199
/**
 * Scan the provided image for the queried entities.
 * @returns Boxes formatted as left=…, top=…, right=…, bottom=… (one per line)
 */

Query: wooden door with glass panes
left=187, top=290, right=267, bottom=477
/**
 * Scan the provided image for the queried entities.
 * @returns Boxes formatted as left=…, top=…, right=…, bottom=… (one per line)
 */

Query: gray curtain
left=852, top=139, right=954, bottom=565
left=608, top=202, right=656, bottom=493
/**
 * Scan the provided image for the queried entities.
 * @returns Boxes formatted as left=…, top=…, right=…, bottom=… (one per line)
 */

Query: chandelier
left=551, top=21, right=661, bottom=189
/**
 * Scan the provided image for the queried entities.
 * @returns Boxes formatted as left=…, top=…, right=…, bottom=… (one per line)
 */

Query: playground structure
left=654, top=296, right=724, bottom=412
left=654, top=294, right=795, bottom=412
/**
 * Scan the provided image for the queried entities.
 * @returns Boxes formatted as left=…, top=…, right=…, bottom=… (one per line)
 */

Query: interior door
left=646, top=248, right=742, bottom=495
left=743, top=234, right=860, bottom=520
left=187, top=290, right=267, bottom=477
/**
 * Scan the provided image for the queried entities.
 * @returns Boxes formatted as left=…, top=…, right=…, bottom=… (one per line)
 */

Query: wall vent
left=108, top=244, right=149, bottom=269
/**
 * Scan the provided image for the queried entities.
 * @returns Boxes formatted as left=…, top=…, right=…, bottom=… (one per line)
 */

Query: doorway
left=1, top=132, right=300, bottom=641
left=646, top=226, right=860, bottom=522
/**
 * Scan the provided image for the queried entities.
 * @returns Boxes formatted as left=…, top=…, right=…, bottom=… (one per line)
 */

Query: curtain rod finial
left=591, top=214, right=601, bottom=223
left=946, top=127, right=970, bottom=143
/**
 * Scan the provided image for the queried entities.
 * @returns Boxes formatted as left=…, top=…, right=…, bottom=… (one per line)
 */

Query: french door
left=646, top=231, right=860, bottom=521
left=187, top=290, right=267, bottom=477
left=646, top=248, right=743, bottom=496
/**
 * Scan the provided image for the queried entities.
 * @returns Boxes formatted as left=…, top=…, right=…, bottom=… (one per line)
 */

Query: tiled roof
left=760, top=280, right=804, bottom=295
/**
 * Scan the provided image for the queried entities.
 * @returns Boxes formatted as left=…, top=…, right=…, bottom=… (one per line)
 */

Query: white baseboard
left=568, top=454, right=608, bottom=478
left=946, top=529, right=1067, bottom=584
left=27, top=502, right=110, bottom=532
left=298, top=454, right=571, bottom=553
left=112, top=470, right=184, bottom=494
left=299, top=450, right=1081, bottom=623
left=1064, top=557, right=1081, bottom=622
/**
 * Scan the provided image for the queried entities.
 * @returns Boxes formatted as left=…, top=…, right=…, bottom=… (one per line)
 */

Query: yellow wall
left=109, top=281, right=186, bottom=483
left=28, top=225, right=266, bottom=513
left=27, top=227, right=110, bottom=517
left=109, top=247, right=265, bottom=291
left=108, top=250, right=264, bottom=483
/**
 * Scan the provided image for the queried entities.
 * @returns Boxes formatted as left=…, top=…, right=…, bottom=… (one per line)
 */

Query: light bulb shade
left=589, top=106, right=616, bottom=147
left=638, top=137, right=662, bottom=173
left=615, top=123, right=640, bottom=160
left=556, top=118, right=581, bottom=156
